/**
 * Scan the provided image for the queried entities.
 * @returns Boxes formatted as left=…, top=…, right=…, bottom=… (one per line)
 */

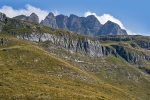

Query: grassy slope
left=40, top=37, right=150, bottom=100
left=0, top=18, right=150, bottom=99
left=0, top=33, right=138, bottom=100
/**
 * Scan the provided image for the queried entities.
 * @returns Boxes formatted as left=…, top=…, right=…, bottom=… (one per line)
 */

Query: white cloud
left=126, top=30, right=140, bottom=35
left=84, top=11, right=139, bottom=35
left=0, top=4, right=59, bottom=22
left=84, top=11, right=125, bottom=29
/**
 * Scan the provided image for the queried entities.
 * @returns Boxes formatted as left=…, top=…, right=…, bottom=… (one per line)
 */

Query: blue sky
left=0, top=0, right=149, bottom=35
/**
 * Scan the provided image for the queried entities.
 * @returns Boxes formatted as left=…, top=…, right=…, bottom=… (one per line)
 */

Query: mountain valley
left=0, top=12, right=150, bottom=100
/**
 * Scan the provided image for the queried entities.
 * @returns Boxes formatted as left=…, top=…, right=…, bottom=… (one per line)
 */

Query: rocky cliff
left=56, top=14, right=68, bottom=29
left=0, top=12, right=7, bottom=22
left=11, top=32, right=103, bottom=57
left=0, top=12, right=7, bottom=31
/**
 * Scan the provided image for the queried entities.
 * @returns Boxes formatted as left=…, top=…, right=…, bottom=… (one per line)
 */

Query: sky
left=0, top=0, right=149, bottom=36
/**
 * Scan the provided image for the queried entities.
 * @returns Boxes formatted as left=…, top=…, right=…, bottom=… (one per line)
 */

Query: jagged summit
left=48, top=12, right=55, bottom=16
left=40, top=12, right=58, bottom=28
left=41, top=12, right=127, bottom=36
left=95, top=20, right=127, bottom=36
left=29, top=12, right=39, bottom=23
left=13, top=12, right=127, bottom=36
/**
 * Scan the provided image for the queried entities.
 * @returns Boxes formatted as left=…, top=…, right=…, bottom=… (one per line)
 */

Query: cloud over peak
left=84, top=11, right=125, bottom=29
left=84, top=11, right=139, bottom=35
left=0, top=4, right=59, bottom=22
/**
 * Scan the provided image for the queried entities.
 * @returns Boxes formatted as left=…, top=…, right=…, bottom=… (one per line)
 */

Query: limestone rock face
left=0, top=12, right=7, bottom=31
left=56, top=14, right=68, bottom=29
left=138, top=42, right=150, bottom=49
left=12, top=32, right=103, bottom=57
left=96, top=21, right=127, bottom=36
left=0, top=12, right=7, bottom=22
left=40, top=12, right=58, bottom=28
left=82, top=15, right=102, bottom=36
left=112, top=45, right=150, bottom=63
left=66, top=14, right=84, bottom=34
left=41, top=13, right=103, bottom=36
left=28, top=13, right=39, bottom=23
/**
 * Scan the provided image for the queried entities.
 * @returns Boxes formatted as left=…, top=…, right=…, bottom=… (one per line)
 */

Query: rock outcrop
left=13, top=13, right=39, bottom=23
left=12, top=32, right=103, bottom=57
left=138, top=42, right=150, bottom=49
left=112, top=45, right=150, bottom=63
left=0, top=12, right=7, bottom=31
left=99, top=36, right=135, bottom=41
left=0, top=12, right=7, bottom=22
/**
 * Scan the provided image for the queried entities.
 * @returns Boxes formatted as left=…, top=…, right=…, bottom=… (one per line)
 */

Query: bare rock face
left=138, top=42, right=150, bottom=49
left=66, top=14, right=85, bottom=34
left=112, top=45, right=150, bottom=63
left=56, top=14, right=68, bottom=29
left=40, top=12, right=58, bottom=28
left=0, top=12, right=7, bottom=31
left=11, top=31, right=103, bottom=57
left=82, top=15, right=102, bottom=36
left=96, top=21, right=127, bottom=36
left=0, top=12, right=7, bottom=22
left=41, top=13, right=103, bottom=36
left=28, top=13, right=39, bottom=23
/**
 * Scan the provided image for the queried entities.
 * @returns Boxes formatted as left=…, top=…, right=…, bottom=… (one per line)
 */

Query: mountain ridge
left=13, top=12, right=39, bottom=23
left=13, top=12, right=127, bottom=36
left=41, top=12, right=127, bottom=36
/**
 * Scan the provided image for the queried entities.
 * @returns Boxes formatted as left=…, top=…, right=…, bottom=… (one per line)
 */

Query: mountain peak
left=13, top=13, right=39, bottom=23
left=105, top=20, right=119, bottom=26
left=29, top=12, right=39, bottom=23
left=96, top=20, right=127, bottom=36
left=30, top=12, right=37, bottom=17
left=41, top=12, right=58, bottom=28
left=48, top=12, right=55, bottom=17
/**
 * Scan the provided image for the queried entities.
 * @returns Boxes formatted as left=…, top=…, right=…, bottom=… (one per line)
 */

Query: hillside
left=0, top=12, right=150, bottom=100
